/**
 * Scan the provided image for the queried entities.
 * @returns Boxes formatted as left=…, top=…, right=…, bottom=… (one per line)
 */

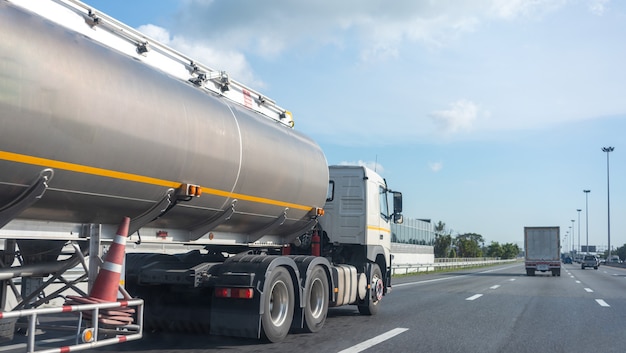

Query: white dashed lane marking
left=466, top=294, right=483, bottom=301
left=490, top=285, right=501, bottom=290
left=584, top=288, right=594, bottom=293
left=338, top=328, right=409, bottom=353
left=596, top=299, right=610, bottom=307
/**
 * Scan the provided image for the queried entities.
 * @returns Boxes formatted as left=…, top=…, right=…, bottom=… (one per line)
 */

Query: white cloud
left=431, top=99, right=480, bottom=134
left=588, top=0, right=610, bottom=15
left=489, top=0, right=566, bottom=19
left=172, top=0, right=565, bottom=63
left=429, top=162, right=444, bottom=172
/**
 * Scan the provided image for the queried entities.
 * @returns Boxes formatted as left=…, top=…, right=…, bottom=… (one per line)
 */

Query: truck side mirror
left=393, top=192, right=402, bottom=214
left=392, top=191, right=403, bottom=224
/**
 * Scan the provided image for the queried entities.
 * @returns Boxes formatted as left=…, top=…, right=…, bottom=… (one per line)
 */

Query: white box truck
left=524, top=226, right=561, bottom=276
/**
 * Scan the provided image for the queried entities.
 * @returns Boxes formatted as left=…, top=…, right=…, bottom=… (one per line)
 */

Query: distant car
left=581, top=255, right=599, bottom=270
left=608, top=255, right=621, bottom=264
left=563, top=257, right=572, bottom=264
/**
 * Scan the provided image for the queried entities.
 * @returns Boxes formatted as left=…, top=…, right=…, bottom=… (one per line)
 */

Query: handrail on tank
left=46, top=0, right=293, bottom=127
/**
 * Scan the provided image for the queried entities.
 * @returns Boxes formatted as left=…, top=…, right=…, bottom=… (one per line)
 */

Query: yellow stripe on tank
left=0, top=150, right=313, bottom=211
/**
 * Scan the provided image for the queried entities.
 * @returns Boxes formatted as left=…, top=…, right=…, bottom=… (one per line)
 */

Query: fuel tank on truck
left=0, top=1, right=329, bottom=244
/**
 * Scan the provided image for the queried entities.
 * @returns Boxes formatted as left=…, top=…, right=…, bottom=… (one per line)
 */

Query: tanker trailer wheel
left=261, top=267, right=294, bottom=342
left=302, top=266, right=329, bottom=333
left=358, top=264, right=383, bottom=316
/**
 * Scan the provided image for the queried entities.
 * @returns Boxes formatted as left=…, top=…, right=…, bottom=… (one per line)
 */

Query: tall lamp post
left=584, top=190, right=590, bottom=254
left=570, top=219, right=575, bottom=254
left=577, top=209, right=582, bottom=255
left=602, top=146, right=614, bottom=259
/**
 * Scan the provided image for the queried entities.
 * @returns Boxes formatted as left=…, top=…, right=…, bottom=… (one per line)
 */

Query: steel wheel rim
left=309, top=277, right=325, bottom=318
left=373, top=275, right=384, bottom=302
left=269, top=280, right=289, bottom=326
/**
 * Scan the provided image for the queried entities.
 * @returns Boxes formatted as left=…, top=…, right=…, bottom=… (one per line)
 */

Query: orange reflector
left=317, top=208, right=325, bottom=216
left=81, top=328, right=95, bottom=343
left=181, top=183, right=203, bottom=197
left=215, top=287, right=254, bottom=299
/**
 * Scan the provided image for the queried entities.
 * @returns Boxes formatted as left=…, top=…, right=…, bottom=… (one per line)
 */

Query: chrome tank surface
left=0, top=3, right=328, bottom=239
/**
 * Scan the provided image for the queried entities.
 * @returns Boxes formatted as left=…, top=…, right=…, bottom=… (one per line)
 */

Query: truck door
left=366, top=180, right=391, bottom=248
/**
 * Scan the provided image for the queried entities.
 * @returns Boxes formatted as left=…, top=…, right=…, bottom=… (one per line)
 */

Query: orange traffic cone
left=89, top=216, right=130, bottom=302
left=64, top=217, right=135, bottom=327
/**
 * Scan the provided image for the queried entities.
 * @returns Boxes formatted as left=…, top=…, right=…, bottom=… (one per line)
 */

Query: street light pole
left=584, top=190, right=590, bottom=254
left=602, top=146, right=614, bottom=259
left=577, top=209, right=582, bottom=255
left=570, top=219, right=575, bottom=254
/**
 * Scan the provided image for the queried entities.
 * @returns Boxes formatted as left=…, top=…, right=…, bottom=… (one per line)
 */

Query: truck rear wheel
left=358, top=264, right=383, bottom=316
left=261, top=267, right=294, bottom=343
left=303, top=266, right=329, bottom=333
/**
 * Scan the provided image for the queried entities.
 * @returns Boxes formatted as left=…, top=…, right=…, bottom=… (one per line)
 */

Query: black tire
left=526, top=269, right=535, bottom=276
left=358, top=264, right=383, bottom=316
left=302, top=266, right=329, bottom=333
left=261, top=267, right=294, bottom=343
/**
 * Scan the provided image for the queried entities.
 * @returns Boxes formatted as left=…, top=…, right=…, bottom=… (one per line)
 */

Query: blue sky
left=81, top=0, right=626, bottom=249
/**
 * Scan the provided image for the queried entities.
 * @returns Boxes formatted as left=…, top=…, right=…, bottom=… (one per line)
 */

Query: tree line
left=433, top=221, right=520, bottom=259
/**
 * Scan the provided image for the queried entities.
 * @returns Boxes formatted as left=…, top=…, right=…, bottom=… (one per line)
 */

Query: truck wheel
left=261, top=267, right=294, bottom=343
left=358, top=264, right=383, bottom=316
left=526, top=269, right=535, bottom=276
left=303, top=266, right=329, bottom=333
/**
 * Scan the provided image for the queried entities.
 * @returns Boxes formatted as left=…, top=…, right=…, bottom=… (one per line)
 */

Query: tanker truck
left=0, top=0, right=403, bottom=347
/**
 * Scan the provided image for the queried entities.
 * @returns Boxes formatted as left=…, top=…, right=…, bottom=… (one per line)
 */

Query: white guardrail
left=391, top=258, right=519, bottom=275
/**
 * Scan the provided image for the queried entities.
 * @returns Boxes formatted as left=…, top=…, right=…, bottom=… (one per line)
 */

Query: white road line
left=466, top=294, right=483, bottom=301
left=575, top=280, right=581, bottom=284
left=393, top=275, right=467, bottom=288
left=596, top=299, right=610, bottom=307
left=490, top=285, right=501, bottom=290
left=509, top=279, right=516, bottom=282
left=338, top=328, right=409, bottom=353
left=584, top=288, right=594, bottom=293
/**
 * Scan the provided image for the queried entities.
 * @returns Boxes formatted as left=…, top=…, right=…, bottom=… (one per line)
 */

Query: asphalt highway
left=5, top=262, right=626, bottom=353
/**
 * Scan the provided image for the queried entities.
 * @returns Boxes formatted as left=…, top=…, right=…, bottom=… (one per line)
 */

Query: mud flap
left=210, top=295, right=263, bottom=339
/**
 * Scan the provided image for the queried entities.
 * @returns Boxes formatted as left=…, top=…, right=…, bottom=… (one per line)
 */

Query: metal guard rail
left=392, top=258, right=518, bottom=275
left=0, top=298, right=143, bottom=353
